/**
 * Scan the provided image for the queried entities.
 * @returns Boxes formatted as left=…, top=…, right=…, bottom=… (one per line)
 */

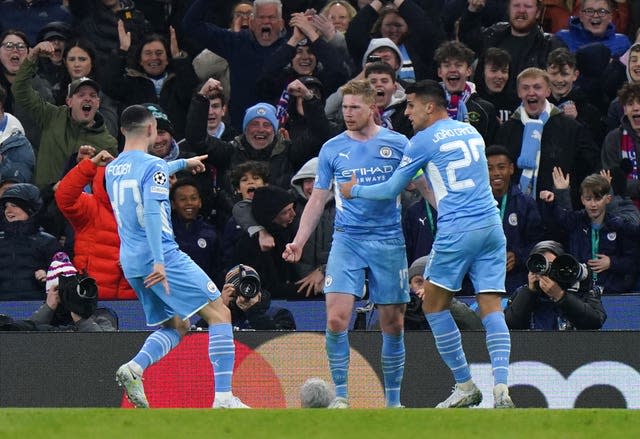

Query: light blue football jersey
left=316, top=127, right=410, bottom=239
left=106, top=150, right=178, bottom=277
left=354, top=118, right=500, bottom=233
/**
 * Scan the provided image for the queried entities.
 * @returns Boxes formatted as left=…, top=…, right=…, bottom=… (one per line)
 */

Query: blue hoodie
left=556, top=16, right=630, bottom=57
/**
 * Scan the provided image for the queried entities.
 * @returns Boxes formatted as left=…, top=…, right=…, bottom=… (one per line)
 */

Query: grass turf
left=0, top=408, right=638, bottom=439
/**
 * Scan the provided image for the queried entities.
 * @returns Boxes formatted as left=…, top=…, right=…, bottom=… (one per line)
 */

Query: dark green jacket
left=13, top=58, right=117, bottom=187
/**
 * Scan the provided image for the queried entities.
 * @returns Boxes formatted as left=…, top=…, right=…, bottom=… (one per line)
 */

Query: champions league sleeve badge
left=152, top=171, right=167, bottom=186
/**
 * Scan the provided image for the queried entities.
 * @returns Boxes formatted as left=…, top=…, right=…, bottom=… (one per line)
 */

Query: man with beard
left=183, top=0, right=287, bottom=129
left=13, top=40, right=117, bottom=189
left=283, top=80, right=411, bottom=409
left=459, top=0, right=566, bottom=96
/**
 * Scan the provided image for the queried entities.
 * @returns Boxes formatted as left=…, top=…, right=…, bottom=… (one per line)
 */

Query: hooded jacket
left=604, top=42, right=640, bottom=132
left=0, top=216, right=60, bottom=301
left=0, top=131, right=35, bottom=184
left=13, top=58, right=118, bottom=187
left=54, top=158, right=136, bottom=300
left=556, top=16, right=631, bottom=57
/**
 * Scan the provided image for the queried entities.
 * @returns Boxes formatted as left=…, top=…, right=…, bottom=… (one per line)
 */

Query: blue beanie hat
left=242, top=103, right=278, bottom=132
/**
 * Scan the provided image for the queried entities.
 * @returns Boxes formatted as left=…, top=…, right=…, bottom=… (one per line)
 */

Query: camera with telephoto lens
left=526, top=253, right=589, bottom=288
left=58, top=273, right=98, bottom=318
left=226, top=264, right=261, bottom=299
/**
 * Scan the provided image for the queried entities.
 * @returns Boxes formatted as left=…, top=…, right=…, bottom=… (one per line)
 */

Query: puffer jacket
left=0, top=217, right=60, bottom=300
left=54, top=159, right=136, bottom=300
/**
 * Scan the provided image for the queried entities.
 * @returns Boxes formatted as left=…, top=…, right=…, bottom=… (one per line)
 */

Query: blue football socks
left=381, top=331, right=405, bottom=407
left=132, top=327, right=181, bottom=370
left=326, top=329, right=350, bottom=399
left=425, top=310, right=472, bottom=383
left=482, top=311, right=511, bottom=386
left=209, top=323, right=235, bottom=393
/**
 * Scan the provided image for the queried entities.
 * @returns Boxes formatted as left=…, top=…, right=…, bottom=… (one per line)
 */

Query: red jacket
left=55, top=159, right=137, bottom=300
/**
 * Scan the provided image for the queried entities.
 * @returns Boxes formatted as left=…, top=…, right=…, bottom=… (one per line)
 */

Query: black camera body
left=58, top=273, right=98, bottom=318
left=526, top=253, right=589, bottom=288
left=366, top=55, right=382, bottom=63
left=227, top=264, right=261, bottom=299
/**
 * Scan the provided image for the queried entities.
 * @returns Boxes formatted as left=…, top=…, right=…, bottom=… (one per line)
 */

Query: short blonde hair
left=320, top=1, right=357, bottom=20
left=340, top=79, right=376, bottom=105
left=517, top=67, right=550, bottom=87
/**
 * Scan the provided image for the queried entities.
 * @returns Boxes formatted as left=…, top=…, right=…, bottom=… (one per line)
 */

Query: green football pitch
left=1, top=408, right=638, bottom=439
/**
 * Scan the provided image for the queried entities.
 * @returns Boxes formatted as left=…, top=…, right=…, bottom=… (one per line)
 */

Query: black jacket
left=103, top=50, right=199, bottom=141
left=345, top=1, right=445, bottom=80
left=548, top=87, right=605, bottom=147
left=232, top=223, right=301, bottom=300
left=467, top=93, right=499, bottom=144
left=76, top=0, right=149, bottom=66
left=495, top=110, right=600, bottom=210
left=185, top=97, right=320, bottom=216
left=0, top=218, right=60, bottom=300
left=505, top=283, right=607, bottom=330
left=460, top=16, right=565, bottom=95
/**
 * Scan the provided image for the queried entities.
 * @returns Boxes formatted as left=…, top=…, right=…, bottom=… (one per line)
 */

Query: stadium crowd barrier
left=0, top=331, right=638, bottom=408
left=1, top=294, right=640, bottom=330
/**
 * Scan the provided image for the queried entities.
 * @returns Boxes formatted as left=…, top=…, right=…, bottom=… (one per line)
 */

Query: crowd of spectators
left=0, top=0, right=639, bottom=332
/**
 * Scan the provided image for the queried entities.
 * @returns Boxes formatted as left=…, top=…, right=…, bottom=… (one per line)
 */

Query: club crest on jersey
left=399, top=155, right=412, bottom=168
left=153, top=171, right=167, bottom=185
left=324, top=275, right=333, bottom=287
left=379, top=146, right=392, bottom=158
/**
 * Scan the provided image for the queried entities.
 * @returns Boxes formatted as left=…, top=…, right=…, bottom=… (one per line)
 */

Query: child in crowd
left=540, top=169, right=638, bottom=294
left=486, top=145, right=544, bottom=293
left=170, top=177, right=223, bottom=285
left=477, top=47, right=519, bottom=124
left=602, top=82, right=640, bottom=210
left=435, top=40, right=498, bottom=144
left=221, top=161, right=269, bottom=270
left=546, top=48, right=605, bottom=146
left=0, top=183, right=60, bottom=300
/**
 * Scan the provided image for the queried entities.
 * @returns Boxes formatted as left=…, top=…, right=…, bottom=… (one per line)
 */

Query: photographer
left=505, top=241, right=607, bottom=330
left=0, top=252, right=117, bottom=331
left=198, top=264, right=296, bottom=330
